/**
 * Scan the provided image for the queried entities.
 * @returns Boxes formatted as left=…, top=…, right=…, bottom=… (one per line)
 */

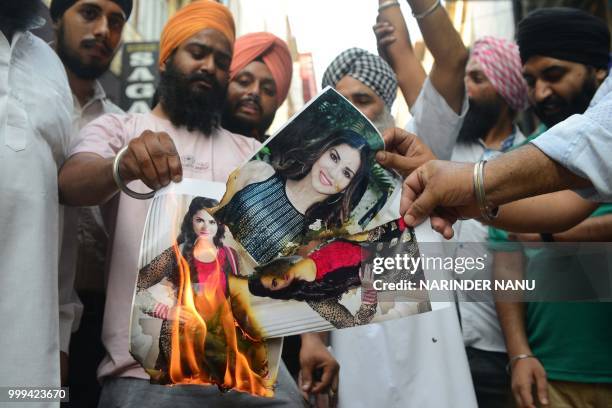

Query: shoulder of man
left=28, top=33, right=72, bottom=104
left=70, top=112, right=148, bottom=159
left=81, top=111, right=139, bottom=132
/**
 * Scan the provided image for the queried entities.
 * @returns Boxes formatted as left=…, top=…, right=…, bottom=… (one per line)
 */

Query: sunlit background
left=39, top=0, right=611, bottom=131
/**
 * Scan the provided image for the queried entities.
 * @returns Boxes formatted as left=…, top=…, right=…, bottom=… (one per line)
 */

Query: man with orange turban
left=59, top=1, right=303, bottom=406
left=222, top=32, right=293, bottom=142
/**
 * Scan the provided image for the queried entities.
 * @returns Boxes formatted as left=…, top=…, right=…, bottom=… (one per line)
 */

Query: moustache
left=80, top=38, right=113, bottom=57
left=237, top=94, right=262, bottom=113
left=186, top=72, right=221, bottom=90
left=535, top=95, right=567, bottom=111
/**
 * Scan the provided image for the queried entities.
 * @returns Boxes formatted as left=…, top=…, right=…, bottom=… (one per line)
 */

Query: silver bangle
left=412, top=0, right=441, bottom=19
left=473, top=160, right=498, bottom=222
left=378, top=0, right=400, bottom=12
left=506, top=354, right=536, bottom=374
left=112, top=146, right=156, bottom=200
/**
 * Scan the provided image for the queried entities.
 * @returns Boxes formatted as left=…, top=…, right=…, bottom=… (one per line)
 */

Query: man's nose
left=92, top=16, right=110, bottom=39
left=198, top=54, right=216, bottom=75
left=534, top=79, right=553, bottom=102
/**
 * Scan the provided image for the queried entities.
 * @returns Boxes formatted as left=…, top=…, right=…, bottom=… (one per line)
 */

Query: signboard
left=120, top=42, right=159, bottom=114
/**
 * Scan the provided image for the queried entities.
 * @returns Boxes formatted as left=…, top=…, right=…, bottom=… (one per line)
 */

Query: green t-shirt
left=489, top=206, right=612, bottom=383
left=488, top=126, right=612, bottom=383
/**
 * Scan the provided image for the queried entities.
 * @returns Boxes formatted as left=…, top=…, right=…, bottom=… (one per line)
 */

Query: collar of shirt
left=478, top=125, right=520, bottom=161
left=590, top=73, right=612, bottom=107
left=1, top=30, right=27, bottom=52
left=73, top=80, right=107, bottom=112
left=0, top=16, right=46, bottom=45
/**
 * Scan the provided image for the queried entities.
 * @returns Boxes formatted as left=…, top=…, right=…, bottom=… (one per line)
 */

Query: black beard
left=457, top=97, right=504, bottom=144
left=0, top=0, right=41, bottom=33
left=533, top=74, right=599, bottom=128
left=55, top=22, right=110, bottom=80
left=157, top=58, right=226, bottom=134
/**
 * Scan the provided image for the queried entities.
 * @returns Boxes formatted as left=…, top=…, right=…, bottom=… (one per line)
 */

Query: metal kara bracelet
left=112, top=146, right=156, bottom=200
left=378, top=0, right=400, bottom=12
left=506, top=354, right=537, bottom=374
left=473, top=160, right=499, bottom=222
left=412, top=0, right=441, bottom=19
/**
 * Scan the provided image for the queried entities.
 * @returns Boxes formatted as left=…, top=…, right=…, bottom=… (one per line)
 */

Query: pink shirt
left=70, top=112, right=260, bottom=380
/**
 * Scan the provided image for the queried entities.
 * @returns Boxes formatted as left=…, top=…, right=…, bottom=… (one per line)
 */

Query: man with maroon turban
left=221, top=32, right=341, bottom=402
left=222, top=32, right=293, bottom=142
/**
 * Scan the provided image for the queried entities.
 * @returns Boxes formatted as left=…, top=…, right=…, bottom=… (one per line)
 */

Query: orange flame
left=167, top=235, right=272, bottom=396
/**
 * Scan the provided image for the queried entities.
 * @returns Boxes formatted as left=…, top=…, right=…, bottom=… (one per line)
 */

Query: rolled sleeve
left=531, top=98, right=612, bottom=202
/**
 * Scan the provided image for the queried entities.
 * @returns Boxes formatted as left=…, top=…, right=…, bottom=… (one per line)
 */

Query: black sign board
left=120, top=42, right=159, bottom=113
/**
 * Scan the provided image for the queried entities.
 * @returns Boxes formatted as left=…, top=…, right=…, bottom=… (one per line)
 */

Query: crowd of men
left=1, top=0, right=611, bottom=407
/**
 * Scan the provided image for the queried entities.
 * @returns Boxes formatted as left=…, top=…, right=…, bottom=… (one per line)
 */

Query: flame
left=167, top=235, right=273, bottom=396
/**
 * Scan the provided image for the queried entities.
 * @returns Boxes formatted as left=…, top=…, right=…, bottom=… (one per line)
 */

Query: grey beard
left=371, top=106, right=396, bottom=134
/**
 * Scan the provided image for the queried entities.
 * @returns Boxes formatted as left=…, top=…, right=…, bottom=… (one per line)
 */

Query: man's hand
left=511, top=358, right=549, bottom=408
left=299, top=333, right=339, bottom=405
left=373, top=20, right=396, bottom=66
left=376, top=127, right=436, bottom=177
left=401, top=160, right=479, bottom=238
left=119, top=130, right=182, bottom=190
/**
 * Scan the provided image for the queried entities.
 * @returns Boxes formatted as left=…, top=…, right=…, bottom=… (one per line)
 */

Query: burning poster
left=129, top=88, right=432, bottom=396
left=129, top=181, right=281, bottom=396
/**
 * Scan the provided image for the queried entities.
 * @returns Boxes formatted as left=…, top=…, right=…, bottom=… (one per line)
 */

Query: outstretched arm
left=400, top=145, right=593, bottom=238
left=550, top=214, right=612, bottom=241
left=60, top=130, right=182, bottom=206
left=374, top=1, right=426, bottom=108
left=407, top=0, right=468, bottom=113
left=491, top=190, right=598, bottom=233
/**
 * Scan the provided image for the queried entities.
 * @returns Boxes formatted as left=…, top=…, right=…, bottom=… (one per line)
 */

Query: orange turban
left=159, top=0, right=235, bottom=67
left=229, top=32, right=293, bottom=106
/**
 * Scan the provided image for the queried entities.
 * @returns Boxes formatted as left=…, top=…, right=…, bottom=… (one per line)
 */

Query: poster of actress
left=210, top=87, right=401, bottom=265
left=129, top=181, right=281, bottom=397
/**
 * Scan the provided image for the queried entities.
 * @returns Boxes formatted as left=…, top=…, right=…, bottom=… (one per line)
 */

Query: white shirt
left=0, top=28, right=72, bottom=399
left=330, top=78, right=477, bottom=408
left=407, top=77, right=469, bottom=160
left=58, top=80, right=123, bottom=353
left=531, top=74, right=612, bottom=202
left=71, top=79, right=123, bottom=131
left=451, top=129, right=525, bottom=353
